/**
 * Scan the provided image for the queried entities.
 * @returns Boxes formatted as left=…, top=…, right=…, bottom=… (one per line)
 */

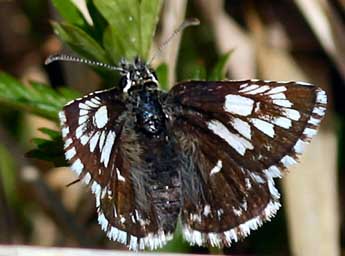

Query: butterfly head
left=44, top=54, right=159, bottom=94
left=119, top=57, right=159, bottom=93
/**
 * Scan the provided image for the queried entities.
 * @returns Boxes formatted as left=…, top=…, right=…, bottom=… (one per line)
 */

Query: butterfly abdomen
left=150, top=172, right=181, bottom=233
left=138, top=133, right=182, bottom=234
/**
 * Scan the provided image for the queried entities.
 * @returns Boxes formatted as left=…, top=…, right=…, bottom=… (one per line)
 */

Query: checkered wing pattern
left=165, top=79, right=326, bottom=246
left=60, top=88, right=170, bottom=250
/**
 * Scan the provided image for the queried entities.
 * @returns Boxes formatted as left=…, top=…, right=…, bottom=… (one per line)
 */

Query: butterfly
left=50, top=53, right=327, bottom=250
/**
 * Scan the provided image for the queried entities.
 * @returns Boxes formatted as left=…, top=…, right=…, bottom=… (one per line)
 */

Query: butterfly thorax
left=118, top=58, right=166, bottom=136
left=133, top=88, right=166, bottom=136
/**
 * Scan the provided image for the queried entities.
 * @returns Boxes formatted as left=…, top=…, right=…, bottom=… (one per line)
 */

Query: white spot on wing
left=245, top=178, right=252, bottom=189
left=239, top=83, right=248, bottom=89
left=297, top=81, right=313, bottom=86
left=208, top=120, right=253, bottom=156
left=266, top=166, right=282, bottom=178
left=78, top=115, right=88, bottom=125
left=265, top=86, right=287, bottom=95
left=239, top=84, right=259, bottom=93
left=294, top=139, right=306, bottom=154
left=254, top=102, right=261, bottom=113
left=283, top=108, right=301, bottom=121
left=80, top=134, right=90, bottom=145
left=65, top=147, right=76, bottom=160
left=316, top=89, right=327, bottom=104
left=79, top=109, right=88, bottom=116
left=82, top=173, right=91, bottom=184
left=303, top=128, right=317, bottom=137
left=210, top=160, right=223, bottom=176
left=79, top=102, right=91, bottom=110
left=281, top=155, right=297, bottom=167
left=99, top=130, right=106, bottom=150
left=116, top=168, right=126, bottom=182
left=91, top=97, right=101, bottom=104
left=89, top=131, right=101, bottom=152
left=267, top=178, right=280, bottom=200
left=94, top=105, right=108, bottom=128
left=64, top=138, right=72, bottom=148
left=86, top=100, right=98, bottom=108
left=75, top=123, right=86, bottom=139
left=250, top=172, right=265, bottom=183
left=231, top=118, right=251, bottom=139
left=100, top=131, right=116, bottom=167
left=129, top=236, right=138, bottom=250
left=308, top=117, right=321, bottom=126
left=91, top=181, right=101, bottom=198
left=273, top=99, right=293, bottom=108
left=244, top=85, right=270, bottom=95
left=312, top=106, right=326, bottom=116
left=250, top=118, right=275, bottom=138
left=224, top=94, right=254, bottom=116
left=233, top=207, right=242, bottom=216
left=59, top=111, right=66, bottom=123
left=203, top=205, right=211, bottom=216
left=71, top=159, right=84, bottom=175
left=269, top=93, right=286, bottom=99
left=272, top=117, right=292, bottom=129
left=61, top=127, right=69, bottom=138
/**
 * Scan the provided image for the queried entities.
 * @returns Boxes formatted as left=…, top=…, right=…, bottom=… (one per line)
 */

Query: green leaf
left=103, top=25, right=128, bottom=64
left=38, top=127, right=61, bottom=140
left=27, top=133, right=67, bottom=167
left=139, top=0, right=163, bottom=58
left=155, top=63, right=169, bottom=91
left=57, top=87, right=81, bottom=101
left=191, top=64, right=207, bottom=80
left=0, top=144, right=18, bottom=204
left=51, top=0, right=89, bottom=29
left=53, top=22, right=118, bottom=82
left=52, top=22, right=110, bottom=64
left=208, top=50, right=233, bottom=81
left=158, top=223, right=191, bottom=253
left=94, top=0, right=162, bottom=62
left=86, top=0, right=108, bottom=42
left=0, top=72, right=79, bottom=121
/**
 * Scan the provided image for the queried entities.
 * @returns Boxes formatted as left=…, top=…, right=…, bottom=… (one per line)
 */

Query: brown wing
left=60, top=88, right=172, bottom=250
left=164, top=79, right=326, bottom=246
left=167, top=80, right=326, bottom=177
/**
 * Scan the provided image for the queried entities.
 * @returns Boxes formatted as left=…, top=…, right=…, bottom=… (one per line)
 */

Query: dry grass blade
left=197, top=0, right=256, bottom=79
left=294, top=0, right=345, bottom=83
left=246, top=5, right=339, bottom=256
left=157, top=0, right=188, bottom=87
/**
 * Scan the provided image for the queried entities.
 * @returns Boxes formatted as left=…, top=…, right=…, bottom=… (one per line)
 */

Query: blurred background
left=0, top=0, right=343, bottom=255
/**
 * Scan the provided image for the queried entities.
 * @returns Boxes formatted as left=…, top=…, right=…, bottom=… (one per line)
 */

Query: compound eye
left=119, top=76, right=128, bottom=90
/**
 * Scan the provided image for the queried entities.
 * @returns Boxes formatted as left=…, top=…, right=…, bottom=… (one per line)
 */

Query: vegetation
left=0, top=0, right=343, bottom=255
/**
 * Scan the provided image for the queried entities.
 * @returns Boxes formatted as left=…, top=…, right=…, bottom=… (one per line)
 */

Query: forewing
left=165, top=80, right=326, bottom=246
left=168, top=80, right=326, bottom=176
left=60, top=89, right=170, bottom=250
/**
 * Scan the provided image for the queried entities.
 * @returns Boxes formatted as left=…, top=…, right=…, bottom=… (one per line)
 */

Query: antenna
left=149, top=18, right=200, bottom=64
left=45, top=54, right=125, bottom=72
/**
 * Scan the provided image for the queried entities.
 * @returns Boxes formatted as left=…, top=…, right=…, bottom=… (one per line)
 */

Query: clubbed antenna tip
left=186, top=18, right=200, bottom=27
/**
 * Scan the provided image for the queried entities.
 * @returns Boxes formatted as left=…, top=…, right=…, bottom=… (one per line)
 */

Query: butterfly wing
left=163, top=80, right=326, bottom=246
left=60, top=88, right=172, bottom=250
